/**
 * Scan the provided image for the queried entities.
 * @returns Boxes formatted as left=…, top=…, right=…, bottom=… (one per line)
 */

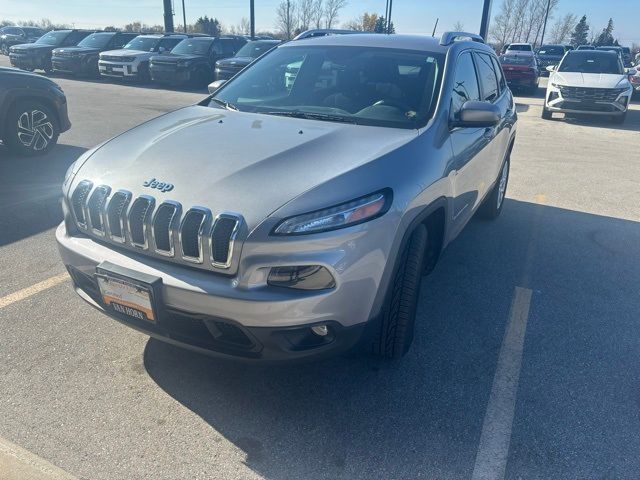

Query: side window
left=62, top=32, right=83, bottom=46
left=475, top=52, right=499, bottom=102
left=110, top=35, right=130, bottom=49
left=450, top=52, right=480, bottom=120
left=211, top=40, right=223, bottom=55
left=159, top=38, right=181, bottom=51
left=490, top=55, right=507, bottom=92
left=220, top=39, right=236, bottom=55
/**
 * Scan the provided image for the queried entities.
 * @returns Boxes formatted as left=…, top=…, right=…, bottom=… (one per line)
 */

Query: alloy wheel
left=17, top=109, right=54, bottom=151
left=497, top=160, right=509, bottom=209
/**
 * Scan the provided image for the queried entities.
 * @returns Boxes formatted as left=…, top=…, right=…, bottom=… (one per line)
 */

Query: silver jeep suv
left=57, top=32, right=517, bottom=362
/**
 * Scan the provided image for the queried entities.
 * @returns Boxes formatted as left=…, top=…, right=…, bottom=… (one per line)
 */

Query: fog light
left=548, top=91, right=559, bottom=101
left=267, top=265, right=336, bottom=290
left=311, top=325, right=329, bottom=336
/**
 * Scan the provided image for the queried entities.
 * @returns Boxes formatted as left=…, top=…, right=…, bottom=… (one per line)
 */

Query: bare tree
left=549, top=13, right=577, bottom=44
left=453, top=21, right=464, bottom=31
left=344, top=12, right=378, bottom=32
left=297, top=0, right=316, bottom=31
left=491, top=0, right=560, bottom=48
left=311, top=0, right=324, bottom=29
left=490, top=0, right=517, bottom=47
left=324, top=0, right=348, bottom=29
left=275, top=0, right=298, bottom=39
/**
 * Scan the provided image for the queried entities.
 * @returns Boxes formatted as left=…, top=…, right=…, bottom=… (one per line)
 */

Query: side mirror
left=158, top=46, right=166, bottom=53
left=625, top=67, right=637, bottom=75
left=546, top=65, right=556, bottom=72
left=208, top=79, right=227, bottom=94
left=454, top=101, right=501, bottom=128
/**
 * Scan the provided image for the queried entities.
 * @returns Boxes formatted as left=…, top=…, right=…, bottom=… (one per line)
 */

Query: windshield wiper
left=210, top=98, right=239, bottom=111
left=264, top=110, right=357, bottom=124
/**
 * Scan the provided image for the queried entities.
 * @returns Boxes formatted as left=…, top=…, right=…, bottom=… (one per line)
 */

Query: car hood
left=10, top=43, right=56, bottom=53
left=216, top=57, right=253, bottom=68
left=53, top=46, right=101, bottom=55
left=551, top=72, right=628, bottom=88
left=72, top=105, right=416, bottom=229
left=151, top=53, right=204, bottom=63
left=101, top=48, right=148, bottom=57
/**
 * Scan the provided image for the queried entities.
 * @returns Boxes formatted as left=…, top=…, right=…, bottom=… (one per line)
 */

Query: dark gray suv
left=57, top=32, right=517, bottom=362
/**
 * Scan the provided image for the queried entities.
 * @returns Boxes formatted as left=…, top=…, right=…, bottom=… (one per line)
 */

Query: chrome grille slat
left=86, top=185, right=111, bottom=236
left=70, top=180, right=93, bottom=229
left=127, top=195, right=155, bottom=249
left=558, top=86, right=624, bottom=102
left=180, top=207, right=210, bottom=263
left=68, top=181, right=241, bottom=272
left=210, top=214, right=241, bottom=269
left=105, top=190, right=132, bottom=243
left=152, top=201, right=181, bottom=256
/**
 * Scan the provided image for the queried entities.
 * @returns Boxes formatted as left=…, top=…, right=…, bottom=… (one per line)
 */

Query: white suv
left=99, top=33, right=187, bottom=82
left=543, top=50, right=633, bottom=124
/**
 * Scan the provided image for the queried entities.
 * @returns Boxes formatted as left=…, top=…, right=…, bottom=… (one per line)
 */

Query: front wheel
left=541, top=106, right=552, bottom=119
left=478, top=156, right=510, bottom=220
left=611, top=112, right=627, bottom=124
left=372, top=224, right=428, bottom=359
left=1, top=43, right=8, bottom=55
left=4, top=101, right=59, bottom=156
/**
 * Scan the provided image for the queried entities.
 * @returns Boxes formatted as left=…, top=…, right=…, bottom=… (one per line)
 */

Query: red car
left=500, top=53, right=540, bottom=95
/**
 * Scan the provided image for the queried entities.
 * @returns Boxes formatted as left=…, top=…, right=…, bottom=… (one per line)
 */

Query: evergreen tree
left=374, top=16, right=395, bottom=34
left=595, top=18, right=614, bottom=46
left=569, top=15, right=589, bottom=46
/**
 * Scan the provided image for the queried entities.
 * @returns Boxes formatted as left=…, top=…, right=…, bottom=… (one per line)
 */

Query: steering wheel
left=373, top=99, right=413, bottom=112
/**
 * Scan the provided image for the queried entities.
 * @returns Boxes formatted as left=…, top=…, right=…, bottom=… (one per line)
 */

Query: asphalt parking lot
left=1, top=55, right=640, bottom=479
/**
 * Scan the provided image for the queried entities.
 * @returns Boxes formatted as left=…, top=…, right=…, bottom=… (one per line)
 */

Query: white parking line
left=0, top=435, right=78, bottom=479
left=0, top=273, right=69, bottom=310
left=471, top=286, right=533, bottom=480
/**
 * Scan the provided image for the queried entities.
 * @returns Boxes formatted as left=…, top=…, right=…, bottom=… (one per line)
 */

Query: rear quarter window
left=475, top=52, right=499, bottom=102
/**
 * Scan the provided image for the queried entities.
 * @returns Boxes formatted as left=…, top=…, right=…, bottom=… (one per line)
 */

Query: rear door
left=474, top=51, right=511, bottom=189
left=448, top=50, right=492, bottom=229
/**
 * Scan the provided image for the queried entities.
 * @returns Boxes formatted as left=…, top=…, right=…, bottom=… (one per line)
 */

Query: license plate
left=97, top=274, right=156, bottom=322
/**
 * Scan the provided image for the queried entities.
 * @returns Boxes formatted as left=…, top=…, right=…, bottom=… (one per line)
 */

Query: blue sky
left=1, top=0, right=636, bottom=44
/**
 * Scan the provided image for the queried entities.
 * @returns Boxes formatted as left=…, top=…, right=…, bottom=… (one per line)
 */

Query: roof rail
left=293, top=29, right=362, bottom=40
left=440, top=31, right=485, bottom=46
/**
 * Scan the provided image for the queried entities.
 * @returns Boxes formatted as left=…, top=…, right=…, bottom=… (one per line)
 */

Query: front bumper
left=545, top=88, right=632, bottom=115
left=9, top=53, right=44, bottom=70
left=149, top=65, right=190, bottom=84
left=215, top=66, right=241, bottom=81
left=56, top=222, right=380, bottom=361
left=51, top=56, right=85, bottom=74
left=98, top=60, right=139, bottom=78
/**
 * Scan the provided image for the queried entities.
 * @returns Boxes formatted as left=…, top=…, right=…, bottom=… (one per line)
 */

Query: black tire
left=137, top=63, right=151, bottom=83
left=478, top=155, right=510, bottom=220
left=611, top=111, right=627, bottom=124
left=1, top=43, right=8, bottom=55
left=541, top=107, right=552, bottom=119
left=372, top=224, right=428, bottom=359
left=4, top=101, right=59, bottom=156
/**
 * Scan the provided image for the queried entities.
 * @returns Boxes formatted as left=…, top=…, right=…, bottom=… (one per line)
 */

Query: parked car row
left=4, top=28, right=281, bottom=88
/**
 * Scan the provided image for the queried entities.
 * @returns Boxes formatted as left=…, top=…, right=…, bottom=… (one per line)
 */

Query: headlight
left=272, top=190, right=392, bottom=235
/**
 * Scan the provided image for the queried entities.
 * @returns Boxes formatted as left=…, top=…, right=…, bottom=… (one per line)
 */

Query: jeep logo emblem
left=142, top=178, right=174, bottom=193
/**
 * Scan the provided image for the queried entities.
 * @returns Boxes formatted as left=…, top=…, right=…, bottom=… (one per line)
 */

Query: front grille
left=86, top=185, right=111, bottom=234
left=69, top=181, right=242, bottom=271
left=180, top=208, right=209, bottom=262
left=558, top=86, right=625, bottom=102
left=102, top=55, right=126, bottom=62
left=127, top=196, right=155, bottom=248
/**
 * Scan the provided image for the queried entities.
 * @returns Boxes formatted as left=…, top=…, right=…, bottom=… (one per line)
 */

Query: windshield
left=35, top=31, right=69, bottom=46
left=211, top=45, right=444, bottom=129
left=235, top=41, right=279, bottom=58
left=171, top=38, right=213, bottom=55
left=501, top=55, right=533, bottom=65
left=508, top=44, right=532, bottom=52
left=78, top=32, right=114, bottom=49
left=538, top=46, right=564, bottom=56
left=558, top=52, right=622, bottom=74
left=124, top=36, right=160, bottom=52
left=23, top=28, right=44, bottom=36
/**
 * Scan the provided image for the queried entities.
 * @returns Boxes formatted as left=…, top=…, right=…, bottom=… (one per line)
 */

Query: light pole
left=539, top=0, right=551, bottom=48
left=163, top=0, right=174, bottom=32
left=387, top=0, right=394, bottom=33
left=250, top=0, right=255, bottom=39
left=479, top=0, right=493, bottom=40
left=181, top=0, right=187, bottom=33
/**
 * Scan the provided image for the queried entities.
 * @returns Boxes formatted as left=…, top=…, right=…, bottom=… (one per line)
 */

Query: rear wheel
left=191, top=66, right=210, bottom=87
left=478, top=155, right=510, bottom=220
left=372, top=224, right=428, bottom=359
left=4, top=101, right=59, bottom=156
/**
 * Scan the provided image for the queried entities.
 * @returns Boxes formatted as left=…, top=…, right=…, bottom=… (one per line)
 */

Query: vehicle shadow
left=143, top=199, right=640, bottom=479
left=0, top=143, right=85, bottom=246
left=558, top=108, right=640, bottom=132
